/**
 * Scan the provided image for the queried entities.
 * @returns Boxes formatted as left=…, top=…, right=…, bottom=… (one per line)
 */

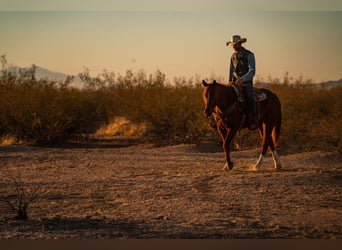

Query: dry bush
left=260, top=79, right=341, bottom=152
left=0, top=65, right=113, bottom=145
left=0, top=166, right=44, bottom=220
left=1, top=58, right=340, bottom=151
left=113, top=70, right=209, bottom=144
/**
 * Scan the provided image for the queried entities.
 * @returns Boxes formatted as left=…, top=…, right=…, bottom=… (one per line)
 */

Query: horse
left=202, top=80, right=282, bottom=171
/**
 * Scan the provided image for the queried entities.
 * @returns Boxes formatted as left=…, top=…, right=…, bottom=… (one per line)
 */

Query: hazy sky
left=0, top=1, right=341, bottom=82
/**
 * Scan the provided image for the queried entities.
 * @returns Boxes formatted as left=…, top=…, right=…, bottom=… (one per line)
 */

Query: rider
left=227, top=35, right=258, bottom=130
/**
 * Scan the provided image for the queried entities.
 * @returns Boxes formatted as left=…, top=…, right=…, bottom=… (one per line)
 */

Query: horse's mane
left=202, top=80, right=237, bottom=101
left=203, top=81, right=239, bottom=112
left=215, top=82, right=234, bottom=88
left=210, top=82, right=236, bottom=95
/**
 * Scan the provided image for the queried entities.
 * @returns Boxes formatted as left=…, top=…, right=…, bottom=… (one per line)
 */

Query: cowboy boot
left=248, top=94, right=258, bottom=130
left=248, top=114, right=258, bottom=130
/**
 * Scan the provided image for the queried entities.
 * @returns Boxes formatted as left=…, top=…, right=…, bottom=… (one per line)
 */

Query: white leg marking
left=254, top=154, right=264, bottom=169
left=272, top=150, right=281, bottom=169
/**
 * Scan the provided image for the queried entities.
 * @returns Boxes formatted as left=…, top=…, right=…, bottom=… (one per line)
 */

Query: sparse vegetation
left=0, top=57, right=341, bottom=237
left=0, top=166, right=43, bottom=220
left=257, top=78, right=342, bottom=152
left=0, top=55, right=341, bottom=151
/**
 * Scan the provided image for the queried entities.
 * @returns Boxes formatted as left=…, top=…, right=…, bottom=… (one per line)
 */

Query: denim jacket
left=229, top=47, right=256, bottom=83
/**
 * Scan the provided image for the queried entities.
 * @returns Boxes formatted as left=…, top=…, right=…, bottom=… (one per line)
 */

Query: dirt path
left=0, top=141, right=341, bottom=239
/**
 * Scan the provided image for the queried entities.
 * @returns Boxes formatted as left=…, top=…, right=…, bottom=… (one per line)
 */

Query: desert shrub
left=110, top=70, right=209, bottom=144
left=260, top=80, right=341, bottom=152
left=0, top=66, right=113, bottom=145
left=0, top=56, right=340, bottom=151
left=0, top=165, right=43, bottom=220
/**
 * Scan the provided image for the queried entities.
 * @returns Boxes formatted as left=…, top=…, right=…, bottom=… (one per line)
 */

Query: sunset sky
left=0, top=0, right=341, bottom=83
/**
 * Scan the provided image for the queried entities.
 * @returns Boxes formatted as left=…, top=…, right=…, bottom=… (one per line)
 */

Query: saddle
left=253, top=88, right=267, bottom=102
left=218, top=83, right=267, bottom=128
left=231, top=84, right=267, bottom=102
left=229, top=84, right=267, bottom=129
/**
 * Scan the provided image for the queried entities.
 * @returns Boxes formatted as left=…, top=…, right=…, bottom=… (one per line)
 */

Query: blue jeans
left=242, top=81, right=257, bottom=121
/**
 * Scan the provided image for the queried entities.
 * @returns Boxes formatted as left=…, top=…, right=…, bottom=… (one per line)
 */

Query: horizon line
left=3, top=64, right=341, bottom=84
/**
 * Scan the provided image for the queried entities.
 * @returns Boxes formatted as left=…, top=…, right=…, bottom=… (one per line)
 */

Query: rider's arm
left=240, top=53, right=256, bottom=82
left=228, top=58, right=234, bottom=82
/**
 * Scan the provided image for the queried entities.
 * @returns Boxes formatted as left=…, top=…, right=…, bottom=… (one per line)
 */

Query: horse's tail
left=272, top=109, right=281, bottom=148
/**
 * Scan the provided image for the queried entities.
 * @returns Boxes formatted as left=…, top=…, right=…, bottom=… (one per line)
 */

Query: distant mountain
left=4, top=66, right=83, bottom=87
left=257, top=78, right=342, bottom=89
left=318, top=79, right=342, bottom=89
left=35, top=66, right=71, bottom=82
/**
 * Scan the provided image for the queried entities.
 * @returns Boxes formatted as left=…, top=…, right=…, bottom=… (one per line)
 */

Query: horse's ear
left=202, top=80, right=209, bottom=87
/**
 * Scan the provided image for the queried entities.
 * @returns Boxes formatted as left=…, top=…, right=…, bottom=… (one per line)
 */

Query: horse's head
left=202, top=80, right=218, bottom=117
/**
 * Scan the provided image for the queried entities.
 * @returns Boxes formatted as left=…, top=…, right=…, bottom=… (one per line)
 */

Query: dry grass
left=1, top=65, right=341, bottom=150
left=0, top=135, right=17, bottom=146
left=95, top=117, right=146, bottom=137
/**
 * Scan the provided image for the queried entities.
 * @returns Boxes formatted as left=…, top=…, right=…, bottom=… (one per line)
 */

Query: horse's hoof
left=228, top=162, right=234, bottom=170
left=253, top=165, right=259, bottom=171
left=223, top=162, right=234, bottom=171
left=275, top=164, right=282, bottom=170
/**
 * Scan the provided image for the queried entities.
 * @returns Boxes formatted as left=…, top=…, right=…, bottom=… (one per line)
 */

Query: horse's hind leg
left=254, top=126, right=264, bottom=169
left=270, top=128, right=281, bottom=169
left=254, top=123, right=272, bottom=169
left=271, top=150, right=281, bottom=169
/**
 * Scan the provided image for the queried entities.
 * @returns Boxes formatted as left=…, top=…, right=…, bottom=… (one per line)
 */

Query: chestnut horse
left=202, top=80, right=282, bottom=170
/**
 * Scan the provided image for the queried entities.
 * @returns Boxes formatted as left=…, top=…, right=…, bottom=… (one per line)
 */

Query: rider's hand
left=236, top=78, right=243, bottom=85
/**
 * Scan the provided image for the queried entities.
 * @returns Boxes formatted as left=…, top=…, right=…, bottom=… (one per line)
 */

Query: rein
left=220, top=84, right=243, bottom=118
left=218, top=84, right=246, bottom=129
left=220, top=101, right=239, bottom=118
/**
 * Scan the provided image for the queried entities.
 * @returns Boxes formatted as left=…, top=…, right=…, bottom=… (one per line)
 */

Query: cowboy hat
left=226, top=35, right=247, bottom=46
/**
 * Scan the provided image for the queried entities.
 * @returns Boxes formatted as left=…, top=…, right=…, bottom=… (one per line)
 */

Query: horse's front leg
left=219, top=126, right=239, bottom=171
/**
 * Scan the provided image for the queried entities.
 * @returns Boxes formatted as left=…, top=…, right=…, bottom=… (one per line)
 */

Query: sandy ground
left=0, top=138, right=341, bottom=239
